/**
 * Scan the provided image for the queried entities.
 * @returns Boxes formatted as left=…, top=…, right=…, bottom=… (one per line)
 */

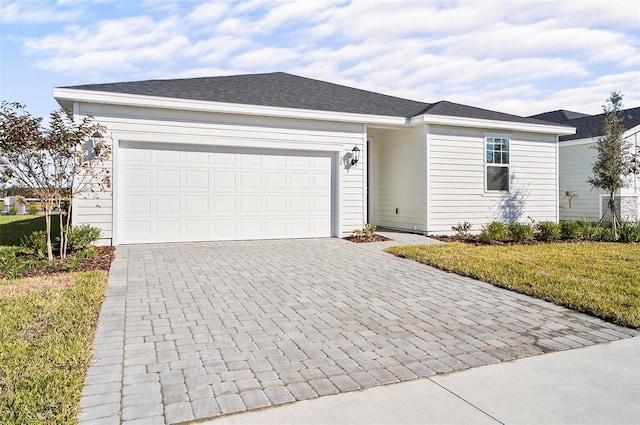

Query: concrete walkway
left=208, top=336, right=640, bottom=425
left=77, top=232, right=638, bottom=425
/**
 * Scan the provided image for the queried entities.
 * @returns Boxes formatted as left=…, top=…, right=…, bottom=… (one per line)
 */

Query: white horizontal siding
left=558, top=143, right=602, bottom=221
left=370, top=126, right=426, bottom=231
left=76, top=103, right=365, bottom=244
left=427, top=125, right=558, bottom=234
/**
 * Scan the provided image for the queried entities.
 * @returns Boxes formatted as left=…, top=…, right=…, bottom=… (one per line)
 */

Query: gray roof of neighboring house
left=532, top=107, right=640, bottom=141
left=528, top=109, right=591, bottom=125
left=61, top=72, right=561, bottom=126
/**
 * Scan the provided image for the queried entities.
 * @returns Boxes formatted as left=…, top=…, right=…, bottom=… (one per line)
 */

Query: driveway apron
left=78, top=235, right=638, bottom=424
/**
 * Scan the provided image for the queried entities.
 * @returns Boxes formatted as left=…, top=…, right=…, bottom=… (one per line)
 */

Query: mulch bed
left=343, top=234, right=391, bottom=243
left=1, top=246, right=115, bottom=280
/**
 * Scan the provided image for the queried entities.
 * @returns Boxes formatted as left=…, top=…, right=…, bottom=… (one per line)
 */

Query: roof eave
left=53, top=88, right=409, bottom=127
left=560, top=123, right=640, bottom=146
left=409, top=113, right=576, bottom=136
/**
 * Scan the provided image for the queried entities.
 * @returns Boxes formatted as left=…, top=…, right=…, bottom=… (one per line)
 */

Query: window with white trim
left=486, top=137, right=509, bottom=191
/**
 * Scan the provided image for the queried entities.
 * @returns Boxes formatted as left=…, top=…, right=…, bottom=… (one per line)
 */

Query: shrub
left=26, top=203, right=39, bottom=215
left=506, top=221, right=534, bottom=242
left=66, top=225, right=102, bottom=251
left=618, top=221, right=640, bottom=243
left=536, top=221, right=561, bottom=242
left=20, top=230, right=48, bottom=259
left=478, top=221, right=506, bottom=244
left=451, top=221, right=472, bottom=238
left=8, top=206, right=17, bottom=215
left=578, top=220, right=598, bottom=239
left=353, top=223, right=377, bottom=237
left=560, top=220, right=582, bottom=240
left=593, top=226, right=614, bottom=241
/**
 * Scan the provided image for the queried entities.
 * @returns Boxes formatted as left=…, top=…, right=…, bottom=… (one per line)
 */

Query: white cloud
left=8, top=0, right=640, bottom=117
left=188, top=1, right=228, bottom=23
left=1, top=1, right=82, bottom=23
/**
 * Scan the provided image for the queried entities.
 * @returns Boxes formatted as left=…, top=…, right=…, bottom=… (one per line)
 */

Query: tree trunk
left=44, top=204, right=53, bottom=261
left=609, top=192, right=618, bottom=239
left=62, top=200, right=72, bottom=257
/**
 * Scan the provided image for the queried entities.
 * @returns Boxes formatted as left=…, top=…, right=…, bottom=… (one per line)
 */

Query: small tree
left=587, top=92, right=636, bottom=239
left=0, top=102, right=111, bottom=259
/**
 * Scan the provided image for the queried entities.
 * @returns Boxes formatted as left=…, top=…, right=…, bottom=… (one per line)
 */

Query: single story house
left=53, top=72, right=574, bottom=245
left=531, top=108, right=640, bottom=222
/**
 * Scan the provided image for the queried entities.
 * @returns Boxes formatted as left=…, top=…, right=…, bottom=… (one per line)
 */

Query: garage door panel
left=124, top=169, right=151, bottom=188
left=265, top=196, right=286, bottom=214
left=155, top=220, right=180, bottom=240
left=185, top=170, right=209, bottom=189
left=124, top=195, right=151, bottom=215
left=239, top=196, right=261, bottom=213
left=185, top=195, right=209, bottom=214
left=119, top=144, right=334, bottom=243
left=212, top=171, right=235, bottom=190
left=156, top=170, right=180, bottom=189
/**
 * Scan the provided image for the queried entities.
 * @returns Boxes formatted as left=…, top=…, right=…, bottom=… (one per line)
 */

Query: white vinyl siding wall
left=427, top=125, right=558, bottom=234
left=558, top=142, right=602, bottom=221
left=73, top=103, right=365, bottom=244
left=369, top=126, right=426, bottom=231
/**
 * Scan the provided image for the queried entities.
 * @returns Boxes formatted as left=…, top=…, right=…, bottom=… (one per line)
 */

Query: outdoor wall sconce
left=85, top=131, right=104, bottom=159
left=351, top=145, right=360, bottom=166
left=91, top=131, right=104, bottom=146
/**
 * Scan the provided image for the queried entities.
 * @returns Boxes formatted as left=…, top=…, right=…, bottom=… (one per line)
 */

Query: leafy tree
left=0, top=102, right=110, bottom=259
left=588, top=92, right=637, bottom=239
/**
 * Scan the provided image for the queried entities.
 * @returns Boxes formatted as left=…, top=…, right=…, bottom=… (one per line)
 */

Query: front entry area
left=117, top=142, right=335, bottom=244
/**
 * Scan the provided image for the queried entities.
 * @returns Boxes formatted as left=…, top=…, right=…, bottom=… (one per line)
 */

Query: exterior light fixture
left=351, top=146, right=360, bottom=166
left=91, top=131, right=104, bottom=145
left=86, top=131, right=104, bottom=158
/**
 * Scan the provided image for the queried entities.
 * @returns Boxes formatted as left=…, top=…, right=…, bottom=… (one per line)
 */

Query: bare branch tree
left=0, top=102, right=111, bottom=259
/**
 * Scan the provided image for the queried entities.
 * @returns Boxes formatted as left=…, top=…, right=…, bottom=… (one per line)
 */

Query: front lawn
left=385, top=242, right=640, bottom=329
left=0, top=271, right=107, bottom=424
left=0, top=214, right=62, bottom=246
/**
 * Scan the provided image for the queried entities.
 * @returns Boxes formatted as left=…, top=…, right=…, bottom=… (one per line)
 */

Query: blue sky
left=1, top=0, right=639, bottom=121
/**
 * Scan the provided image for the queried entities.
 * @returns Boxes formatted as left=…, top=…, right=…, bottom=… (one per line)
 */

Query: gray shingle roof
left=61, top=72, right=566, bottom=126
left=532, top=107, right=640, bottom=141
left=528, top=109, right=591, bottom=125
left=422, top=100, right=562, bottom=126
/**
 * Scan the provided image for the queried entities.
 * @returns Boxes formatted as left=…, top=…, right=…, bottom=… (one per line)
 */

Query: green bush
left=577, top=220, right=598, bottom=239
left=561, top=220, right=583, bottom=240
left=20, top=230, right=48, bottom=259
left=353, top=223, right=377, bottom=237
left=8, top=206, right=17, bottom=215
left=593, top=226, right=614, bottom=241
left=618, top=221, right=640, bottom=243
left=26, top=203, right=39, bottom=215
left=451, top=221, right=472, bottom=238
left=506, top=221, right=534, bottom=242
left=536, top=221, right=561, bottom=241
left=66, top=225, right=102, bottom=251
left=478, top=221, right=506, bottom=244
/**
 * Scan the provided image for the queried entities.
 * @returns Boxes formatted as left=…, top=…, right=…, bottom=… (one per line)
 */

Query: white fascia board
left=53, top=88, right=408, bottom=127
left=409, top=113, right=576, bottom=136
left=559, top=137, right=597, bottom=147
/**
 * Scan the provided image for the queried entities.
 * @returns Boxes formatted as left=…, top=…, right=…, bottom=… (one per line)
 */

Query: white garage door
left=118, top=142, right=335, bottom=244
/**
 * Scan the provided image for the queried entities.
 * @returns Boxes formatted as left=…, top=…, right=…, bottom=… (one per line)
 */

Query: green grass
left=0, top=215, right=62, bottom=246
left=385, top=242, right=640, bottom=329
left=0, top=271, right=107, bottom=424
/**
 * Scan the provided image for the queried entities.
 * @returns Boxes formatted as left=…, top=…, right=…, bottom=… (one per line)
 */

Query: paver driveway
left=78, top=235, right=638, bottom=425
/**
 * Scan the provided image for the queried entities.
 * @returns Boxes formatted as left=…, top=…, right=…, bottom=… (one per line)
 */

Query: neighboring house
left=531, top=107, right=640, bottom=222
left=53, top=72, right=573, bottom=245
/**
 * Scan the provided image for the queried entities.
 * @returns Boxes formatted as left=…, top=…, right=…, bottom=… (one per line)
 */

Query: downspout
left=424, top=124, right=431, bottom=233
left=556, top=136, right=560, bottom=223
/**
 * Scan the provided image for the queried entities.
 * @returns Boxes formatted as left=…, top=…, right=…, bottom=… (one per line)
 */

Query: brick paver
left=77, top=233, right=638, bottom=424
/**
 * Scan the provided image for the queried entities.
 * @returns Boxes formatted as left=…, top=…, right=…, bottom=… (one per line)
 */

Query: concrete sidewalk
left=206, top=336, right=640, bottom=425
